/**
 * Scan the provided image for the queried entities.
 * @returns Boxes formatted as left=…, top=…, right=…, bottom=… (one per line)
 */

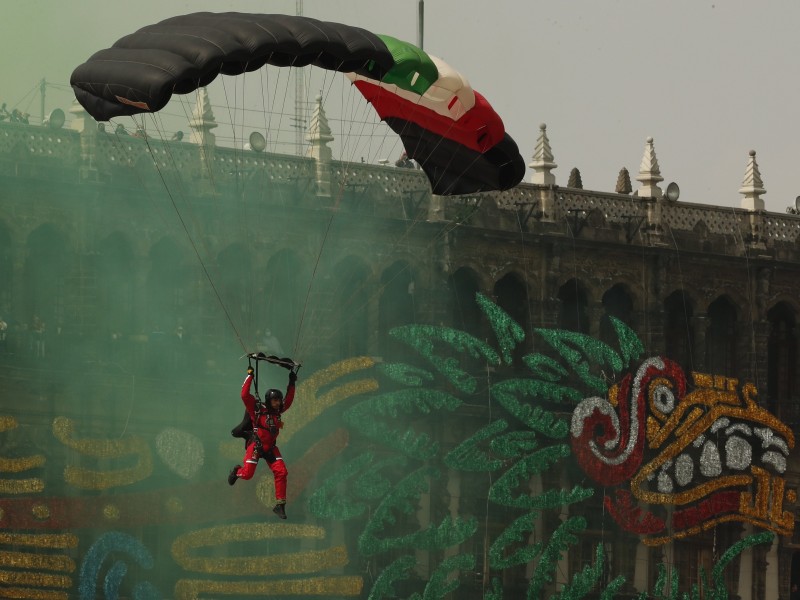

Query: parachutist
left=229, top=362, right=298, bottom=519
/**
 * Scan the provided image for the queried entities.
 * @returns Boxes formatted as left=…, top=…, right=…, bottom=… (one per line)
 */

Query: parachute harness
left=248, top=354, right=262, bottom=401
left=246, top=354, right=299, bottom=456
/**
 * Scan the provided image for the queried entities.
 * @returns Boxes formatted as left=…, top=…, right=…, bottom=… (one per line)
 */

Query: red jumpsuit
left=235, top=374, right=295, bottom=501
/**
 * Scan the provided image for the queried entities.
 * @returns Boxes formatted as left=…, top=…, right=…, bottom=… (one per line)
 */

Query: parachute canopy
left=70, top=12, right=525, bottom=195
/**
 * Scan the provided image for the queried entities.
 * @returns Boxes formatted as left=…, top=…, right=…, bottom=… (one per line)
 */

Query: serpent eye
left=650, top=382, right=675, bottom=416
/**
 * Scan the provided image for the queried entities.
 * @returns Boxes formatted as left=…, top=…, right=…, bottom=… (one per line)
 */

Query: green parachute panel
left=376, top=34, right=438, bottom=95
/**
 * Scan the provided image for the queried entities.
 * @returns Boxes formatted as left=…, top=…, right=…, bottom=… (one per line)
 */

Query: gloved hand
left=289, top=371, right=297, bottom=384
left=247, top=367, right=255, bottom=375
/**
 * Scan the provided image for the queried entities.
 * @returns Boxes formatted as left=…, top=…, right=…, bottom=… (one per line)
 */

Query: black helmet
left=265, top=389, right=283, bottom=403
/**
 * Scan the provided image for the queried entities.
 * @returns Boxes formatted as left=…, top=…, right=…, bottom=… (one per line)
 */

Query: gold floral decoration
left=52, top=416, right=153, bottom=489
left=0, top=415, right=45, bottom=495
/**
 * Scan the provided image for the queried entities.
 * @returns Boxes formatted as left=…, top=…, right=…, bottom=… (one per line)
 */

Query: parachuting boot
left=228, top=465, right=240, bottom=486
left=273, top=502, right=287, bottom=519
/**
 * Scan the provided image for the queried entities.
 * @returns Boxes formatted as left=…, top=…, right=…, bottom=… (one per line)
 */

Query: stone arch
left=24, top=223, right=68, bottom=331
left=448, top=259, right=492, bottom=294
left=767, top=301, right=797, bottom=423
left=0, top=220, right=13, bottom=313
left=768, top=294, right=800, bottom=316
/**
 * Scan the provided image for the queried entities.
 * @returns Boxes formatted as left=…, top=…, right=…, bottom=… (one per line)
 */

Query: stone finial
left=739, top=150, right=766, bottom=211
left=306, top=94, right=333, bottom=146
left=636, top=137, right=663, bottom=198
left=68, top=99, right=93, bottom=133
left=188, top=87, right=217, bottom=146
left=567, top=167, right=583, bottom=189
left=69, top=99, right=98, bottom=180
left=306, top=94, right=333, bottom=197
left=529, top=123, right=557, bottom=185
left=616, top=167, right=632, bottom=195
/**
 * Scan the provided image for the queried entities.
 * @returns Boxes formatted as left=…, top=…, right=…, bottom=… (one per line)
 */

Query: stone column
left=737, top=523, right=754, bottom=599
left=589, top=303, right=604, bottom=339
left=765, top=534, right=779, bottom=600
left=188, top=87, right=217, bottom=176
left=691, top=314, right=707, bottom=372
left=69, top=100, right=98, bottom=180
left=633, top=542, right=650, bottom=593
left=751, top=320, right=770, bottom=402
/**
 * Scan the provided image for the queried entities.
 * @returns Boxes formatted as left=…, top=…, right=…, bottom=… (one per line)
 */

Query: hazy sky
left=4, top=0, right=800, bottom=213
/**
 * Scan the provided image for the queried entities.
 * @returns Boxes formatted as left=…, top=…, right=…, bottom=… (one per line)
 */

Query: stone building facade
left=1, top=97, right=799, bottom=599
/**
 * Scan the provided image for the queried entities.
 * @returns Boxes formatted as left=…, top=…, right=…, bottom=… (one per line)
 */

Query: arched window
left=767, top=302, right=797, bottom=423
left=24, top=224, right=67, bottom=331
left=0, top=221, right=12, bottom=312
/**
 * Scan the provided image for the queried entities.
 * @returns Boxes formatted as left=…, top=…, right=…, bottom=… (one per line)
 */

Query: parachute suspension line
left=130, top=112, right=248, bottom=354
left=368, top=78, right=483, bottom=196
left=564, top=205, right=583, bottom=334
left=220, top=70, right=260, bottom=339
left=309, top=214, right=471, bottom=354
left=290, top=57, right=392, bottom=353
left=102, top=119, right=174, bottom=231
left=179, top=72, right=278, bottom=352
left=335, top=81, right=469, bottom=252
left=293, top=205, right=338, bottom=357
left=249, top=354, right=262, bottom=401
left=514, top=209, right=536, bottom=346
left=636, top=212, right=647, bottom=355
left=480, top=361, right=494, bottom=595
left=338, top=69, right=397, bottom=170
left=730, top=205, right=759, bottom=388
left=161, top=86, right=252, bottom=351
left=258, top=63, right=274, bottom=155
left=291, top=58, right=405, bottom=359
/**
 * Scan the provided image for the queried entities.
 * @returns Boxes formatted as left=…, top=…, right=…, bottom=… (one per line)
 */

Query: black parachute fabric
left=387, top=119, right=526, bottom=194
left=70, top=13, right=394, bottom=121
left=70, top=12, right=525, bottom=195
